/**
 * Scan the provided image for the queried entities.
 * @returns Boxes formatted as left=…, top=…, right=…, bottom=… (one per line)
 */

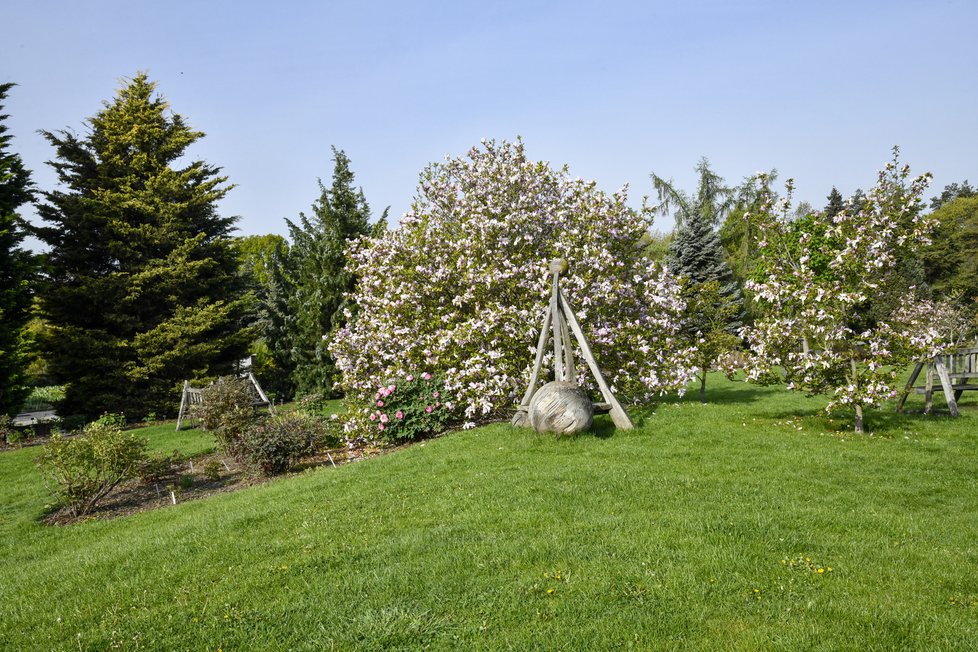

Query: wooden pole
left=176, top=380, right=189, bottom=431
left=559, top=287, right=634, bottom=430
left=934, top=358, right=959, bottom=417
left=895, top=362, right=923, bottom=413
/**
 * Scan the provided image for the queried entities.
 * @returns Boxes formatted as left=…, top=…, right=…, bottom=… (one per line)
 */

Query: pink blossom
left=395, top=410, right=404, bottom=420
left=368, top=413, right=377, bottom=421
left=377, top=400, right=384, bottom=407
left=378, top=423, right=385, bottom=431
left=380, top=413, right=389, bottom=423
left=406, top=374, right=414, bottom=381
left=432, top=391, right=440, bottom=398
left=422, top=372, right=432, bottom=380
left=425, top=405, right=433, bottom=413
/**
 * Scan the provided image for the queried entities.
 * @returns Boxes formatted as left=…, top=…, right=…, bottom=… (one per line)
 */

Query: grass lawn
left=1, top=376, right=976, bottom=650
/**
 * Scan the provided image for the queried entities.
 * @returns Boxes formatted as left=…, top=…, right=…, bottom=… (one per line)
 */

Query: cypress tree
left=272, top=148, right=383, bottom=398
left=0, top=83, right=36, bottom=417
left=34, top=74, right=252, bottom=419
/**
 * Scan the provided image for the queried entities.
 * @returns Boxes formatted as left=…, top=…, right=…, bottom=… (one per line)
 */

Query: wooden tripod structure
left=512, top=259, right=634, bottom=430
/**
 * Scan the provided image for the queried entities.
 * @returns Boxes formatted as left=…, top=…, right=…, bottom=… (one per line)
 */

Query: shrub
left=367, top=373, right=453, bottom=443
left=239, top=413, right=320, bottom=475
left=331, top=139, right=696, bottom=443
left=202, top=460, right=222, bottom=482
left=191, top=376, right=257, bottom=452
left=136, top=454, right=176, bottom=484
left=36, top=422, right=148, bottom=517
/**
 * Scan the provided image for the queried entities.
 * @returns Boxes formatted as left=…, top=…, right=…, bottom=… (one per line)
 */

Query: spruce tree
left=34, top=74, right=252, bottom=419
left=0, top=83, right=36, bottom=417
left=825, top=186, right=844, bottom=218
left=271, top=148, right=383, bottom=398
left=661, top=162, right=744, bottom=402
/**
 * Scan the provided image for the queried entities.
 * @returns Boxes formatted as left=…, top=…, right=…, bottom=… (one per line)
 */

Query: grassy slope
left=1, top=378, right=977, bottom=651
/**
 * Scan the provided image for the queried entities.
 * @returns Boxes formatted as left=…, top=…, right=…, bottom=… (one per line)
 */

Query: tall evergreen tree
left=270, top=148, right=383, bottom=398
left=0, top=83, right=36, bottom=417
left=658, top=160, right=744, bottom=402
left=34, top=74, right=252, bottom=419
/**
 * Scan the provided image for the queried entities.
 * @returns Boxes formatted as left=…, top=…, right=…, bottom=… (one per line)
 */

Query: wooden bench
left=896, top=346, right=978, bottom=417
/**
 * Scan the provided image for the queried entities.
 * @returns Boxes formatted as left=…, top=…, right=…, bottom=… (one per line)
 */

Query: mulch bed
left=40, top=446, right=369, bottom=526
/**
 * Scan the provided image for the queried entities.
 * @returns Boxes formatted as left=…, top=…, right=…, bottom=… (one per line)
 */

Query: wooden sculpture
left=512, top=258, right=634, bottom=432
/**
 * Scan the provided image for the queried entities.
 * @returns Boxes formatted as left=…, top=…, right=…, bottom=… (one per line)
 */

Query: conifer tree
left=34, top=74, right=252, bottom=419
left=270, top=148, right=383, bottom=398
left=656, top=160, right=744, bottom=402
left=0, top=83, right=36, bottom=417
left=825, top=186, right=844, bottom=218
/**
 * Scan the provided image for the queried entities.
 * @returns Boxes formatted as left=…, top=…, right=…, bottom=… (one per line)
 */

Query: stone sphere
left=528, top=381, right=594, bottom=435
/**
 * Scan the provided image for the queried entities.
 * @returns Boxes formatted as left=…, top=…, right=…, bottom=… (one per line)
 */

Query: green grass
left=2, top=377, right=977, bottom=650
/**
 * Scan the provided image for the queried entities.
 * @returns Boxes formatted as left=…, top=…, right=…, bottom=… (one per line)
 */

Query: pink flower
left=380, top=413, right=389, bottom=423
left=377, top=400, right=384, bottom=407
left=387, top=384, right=396, bottom=393
left=436, top=401, right=441, bottom=408
left=432, top=391, right=440, bottom=398
left=369, top=413, right=377, bottom=421
left=425, top=405, right=433, bottom=413
left=406, top=374, right=414, bottom=381
left=378, top=423, right=385, bottom=431
left=396, top=410, right=404, bottom=420
left=422, top=372, right=432, bottom=380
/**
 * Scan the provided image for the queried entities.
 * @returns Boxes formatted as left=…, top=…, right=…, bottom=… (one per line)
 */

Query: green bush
left=136, top=454, right=176, bottom=484
left=367, top=373, right=453, bottom=444
left=240, top=413, right=321, bottom=475
left=36, top=422, right=148, bottom=517
left=191, top=376, right=257, bottom=452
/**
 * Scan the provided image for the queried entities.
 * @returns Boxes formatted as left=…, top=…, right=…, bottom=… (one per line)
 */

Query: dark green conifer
left=34, top=74, right=252, bottom=419
left=271, top=148, right=383, bottom=397
left=0, top=83, right=36, bottom=417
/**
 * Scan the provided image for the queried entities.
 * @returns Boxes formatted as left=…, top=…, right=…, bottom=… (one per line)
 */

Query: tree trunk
left=699, top=371, right=707, bottom=404
left=854, top=403, right=864, bottom=434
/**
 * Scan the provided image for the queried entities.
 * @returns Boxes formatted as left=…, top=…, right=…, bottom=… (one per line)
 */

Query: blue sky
left=3, top=0, right=976, bottom=243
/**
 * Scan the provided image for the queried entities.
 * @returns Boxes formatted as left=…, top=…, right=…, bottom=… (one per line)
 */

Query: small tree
left=741, top=151, right=939, bottom=432
left=0, top=83, right=36, bottom=417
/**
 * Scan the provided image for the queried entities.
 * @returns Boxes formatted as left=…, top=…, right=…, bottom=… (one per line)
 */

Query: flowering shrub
left=740, top=151, right=940, bottom=432
left=363, top=373, right=452, bottom=444
left=331, top=139, right=696, bottom=442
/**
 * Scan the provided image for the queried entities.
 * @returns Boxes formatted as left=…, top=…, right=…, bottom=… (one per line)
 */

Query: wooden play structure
left=512, top=258, right=634, bottom=431
left=896, top=346, right=978, bottom=416
left=176, top=372, right=275, bottom=430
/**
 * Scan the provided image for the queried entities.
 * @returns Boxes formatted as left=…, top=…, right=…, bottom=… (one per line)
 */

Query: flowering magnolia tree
left=331, top=139, right=696, bottom=442
left=741, top=152, right=942, bottom=432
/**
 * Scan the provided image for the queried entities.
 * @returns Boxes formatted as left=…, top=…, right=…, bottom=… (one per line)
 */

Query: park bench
left=896, top=346, right=978, bottom=417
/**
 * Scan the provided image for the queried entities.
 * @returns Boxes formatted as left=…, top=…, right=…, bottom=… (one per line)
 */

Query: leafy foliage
left=33, top=74, right=252, bottom=419
left=680, top=280, right=742, bottom=403
left=239, top=412, right=323, bottom=475
left=332, top=139, right=696, bottom=442
left=0, top=83, right=36, bottom=417
left=190, top=376, right=257, bottom=452
left=364, top=373, right=453, bottom=444
left=930, top=180, right=975, bottom=211
left=36, top=421, right=148, bottom=517
left=651, top=157, right=734, bottom=229
left=920, top=195, right=978, bottom=304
